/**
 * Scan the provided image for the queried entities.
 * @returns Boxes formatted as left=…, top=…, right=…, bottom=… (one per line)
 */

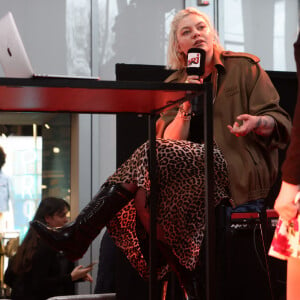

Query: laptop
left=0, top=11, right=99, bottom=80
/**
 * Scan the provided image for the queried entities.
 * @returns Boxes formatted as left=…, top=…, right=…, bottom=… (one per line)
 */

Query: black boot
left=30, top=184, right=134, bottom=261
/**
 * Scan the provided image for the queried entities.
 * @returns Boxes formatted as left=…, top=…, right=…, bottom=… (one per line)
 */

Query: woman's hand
left=163, top=75, right=204, bottom=140
left=180, top=75, right=203, bottom=116
left=185, top=75, right=203, bottom=85
left=227, top=114, right=275, bottom=137
left=71, top=265, right=93, bottom=282
left=274, top=181, right=300, bottom=221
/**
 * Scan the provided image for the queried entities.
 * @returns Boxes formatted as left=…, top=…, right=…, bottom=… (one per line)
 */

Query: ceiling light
left=53, top=147, right=60, bottom=154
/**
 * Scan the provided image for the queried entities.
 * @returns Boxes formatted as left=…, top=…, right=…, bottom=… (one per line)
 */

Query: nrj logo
left=188, top=53, right=200, bottom=66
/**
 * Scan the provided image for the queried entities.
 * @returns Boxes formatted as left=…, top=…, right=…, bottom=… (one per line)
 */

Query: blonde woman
left=32, top=8, right=291, bottom=299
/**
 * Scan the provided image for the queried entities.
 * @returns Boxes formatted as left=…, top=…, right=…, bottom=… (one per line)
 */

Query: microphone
left=186, top=48, right=206, bottom=114
left=186, top=48, right=206, bottom=76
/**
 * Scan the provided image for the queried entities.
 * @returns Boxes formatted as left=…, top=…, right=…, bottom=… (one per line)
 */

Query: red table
left=0, top=77, right=214, bottom=300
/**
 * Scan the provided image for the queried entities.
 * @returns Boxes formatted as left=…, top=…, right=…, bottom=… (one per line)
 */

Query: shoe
left=30, top=184, right=134, bottom=261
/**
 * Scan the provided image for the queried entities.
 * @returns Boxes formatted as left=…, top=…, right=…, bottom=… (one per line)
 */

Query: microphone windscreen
left=187, top=48, right=206, bottom=76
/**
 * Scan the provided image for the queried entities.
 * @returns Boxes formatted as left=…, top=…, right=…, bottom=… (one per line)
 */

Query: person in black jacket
left=4, top=197, right=93, bottom=300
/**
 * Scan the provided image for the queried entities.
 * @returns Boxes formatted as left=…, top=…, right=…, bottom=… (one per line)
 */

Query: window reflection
left=0, top=113, right=71, bottom=241
left=274, top=0, right=286, bottom=70
left=0, top=134, right=42, bottom=238
left=224, top=0, right=244, bottom=52
left=66, top=0, right=91, bottom=76
left=222, top=0, right=298, bottom=71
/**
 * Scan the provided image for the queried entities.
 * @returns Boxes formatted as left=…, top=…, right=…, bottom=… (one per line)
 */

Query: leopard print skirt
left=105, top=138, right=230, bottom=280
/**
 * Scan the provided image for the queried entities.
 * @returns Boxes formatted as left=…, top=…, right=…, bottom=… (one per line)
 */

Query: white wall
left=0, top=0, right=67, bottom=75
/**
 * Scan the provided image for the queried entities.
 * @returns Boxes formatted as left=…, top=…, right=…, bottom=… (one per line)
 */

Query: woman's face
left=45, top=207, right=69, bottom=228
left=176, top=13, right=214, bottom=61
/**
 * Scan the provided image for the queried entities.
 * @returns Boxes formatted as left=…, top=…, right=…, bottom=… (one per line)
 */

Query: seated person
left=31, top=7, right=291, bottom=299
left=4, top=197, right=93, bottom=300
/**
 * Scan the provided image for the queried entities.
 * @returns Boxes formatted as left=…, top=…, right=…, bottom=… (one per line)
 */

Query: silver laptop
left=0, top=11, right=99, bottom=80
left=0, top=12, right=34, bottom=78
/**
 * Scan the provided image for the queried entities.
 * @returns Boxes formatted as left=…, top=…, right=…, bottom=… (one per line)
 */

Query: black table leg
left=204, top=84, right=215, bottom=300
left=148, top=113, right=158, bottom=300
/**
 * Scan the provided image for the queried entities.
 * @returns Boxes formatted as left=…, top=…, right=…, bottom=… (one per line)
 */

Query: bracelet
left=177, top=107, right=195, bottom=120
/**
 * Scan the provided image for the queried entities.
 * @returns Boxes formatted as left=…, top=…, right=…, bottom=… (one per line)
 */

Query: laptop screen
left=0, top=12, right=34, bottom=78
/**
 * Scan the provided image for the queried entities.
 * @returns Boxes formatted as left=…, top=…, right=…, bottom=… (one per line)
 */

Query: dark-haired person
left=4, top=197, right=93, bottom=300
left=31, top=7, right=291, bottom=299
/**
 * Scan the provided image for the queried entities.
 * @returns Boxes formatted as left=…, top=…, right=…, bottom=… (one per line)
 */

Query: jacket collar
left=212, top=44, right=226, bottom=75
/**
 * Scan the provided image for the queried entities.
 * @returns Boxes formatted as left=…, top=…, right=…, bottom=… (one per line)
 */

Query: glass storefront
left=0, top=113, right=71, bottom=240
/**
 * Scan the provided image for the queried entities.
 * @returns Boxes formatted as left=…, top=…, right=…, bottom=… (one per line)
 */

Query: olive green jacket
left=156, top=46, right=292, bottom=206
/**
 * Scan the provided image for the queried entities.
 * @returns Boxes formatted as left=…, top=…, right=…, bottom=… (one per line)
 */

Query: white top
left=0, top=170, right=10, bottom=212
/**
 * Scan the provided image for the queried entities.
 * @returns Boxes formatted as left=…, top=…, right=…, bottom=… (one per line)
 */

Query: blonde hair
left=167, top=7, right=223, bottom=70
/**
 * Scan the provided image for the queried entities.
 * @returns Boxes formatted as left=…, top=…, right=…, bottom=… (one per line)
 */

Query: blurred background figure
left=0, top=146, right=10, bottom=230
left=4, top=197, right=94, bottom=300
